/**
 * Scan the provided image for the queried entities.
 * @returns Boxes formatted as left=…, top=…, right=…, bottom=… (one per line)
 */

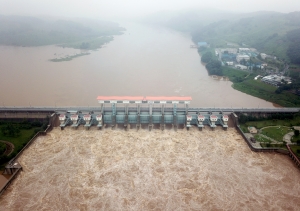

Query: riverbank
left=223, top=67, right=300, bottom=107
left=198, top=48, right=300, bottom=107
left=58, top=36, right=114, bottom=50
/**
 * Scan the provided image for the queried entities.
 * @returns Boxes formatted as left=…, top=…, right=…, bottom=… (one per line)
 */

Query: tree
left=206, top=60, right=222, bottom=76
left=240, top=59, right=246, bottom=65
left=286, top=28, right=300, bottom=64
left=80, top=42, right=90, bottom=49
left=294, top=129, right=299, bottom=136
left=0, top=142, right=6, bottom=155
left=1, top=124, right=20, bottom=137
left=201, top=52, right=213, bottom=63
left=239, top=114, right=248, bottom=124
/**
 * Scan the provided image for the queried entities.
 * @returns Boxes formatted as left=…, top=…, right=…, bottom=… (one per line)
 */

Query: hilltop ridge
left=142, top=9, right=300, bottom=63
left=0, top=15, right=125, bottom=49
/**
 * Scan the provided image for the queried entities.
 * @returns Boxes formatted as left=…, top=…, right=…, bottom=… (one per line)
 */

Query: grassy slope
left=222, top=67, right=249, bottom=80
left=0, top=142, right=5, bottom=155
left=222, top=67, right=300, bottom=107
left=233, top=80, right=300, bottom=107
left=290, top=145, right=300, bottom=157
left=241, top=116, right=300, bottom=129
left=0, top=127, right=38, bottom=154
left=0, top=123, right=43, bottom=169
left=260, top=126, right=292, bottom=142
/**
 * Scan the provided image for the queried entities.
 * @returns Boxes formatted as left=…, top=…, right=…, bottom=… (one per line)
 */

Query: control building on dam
left=58, top=96, right=230, bottom=131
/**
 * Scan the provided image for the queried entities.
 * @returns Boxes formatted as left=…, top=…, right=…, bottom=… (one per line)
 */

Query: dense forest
left=200, top=51, right=222, bottom=75
left=190, top=11, right=300, bottom=64
left=144, top=10, right=300, bottom=64
left=286, top=28, right=300, bottom=64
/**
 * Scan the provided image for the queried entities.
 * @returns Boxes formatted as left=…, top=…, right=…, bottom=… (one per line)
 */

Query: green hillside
left=145, top=9, right=300, bottom=63
left=191, top=12, right=300, bottom=62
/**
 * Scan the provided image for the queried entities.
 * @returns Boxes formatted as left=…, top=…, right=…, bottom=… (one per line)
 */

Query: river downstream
left=0, top=127, right=299, bottom=210
left=0, top=22, right=274, bottom=107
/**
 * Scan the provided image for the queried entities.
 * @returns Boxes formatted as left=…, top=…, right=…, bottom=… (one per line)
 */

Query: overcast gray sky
left=0, top=0, right=300, bottom=19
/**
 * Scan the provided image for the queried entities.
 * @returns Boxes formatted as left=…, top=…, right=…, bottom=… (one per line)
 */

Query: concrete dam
left=1, top=96, right=300, bottom=210
left=1, top=96, right=299, bottom=132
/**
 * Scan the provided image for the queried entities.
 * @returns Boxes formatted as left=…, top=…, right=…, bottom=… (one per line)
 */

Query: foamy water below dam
left=1, top=127, right=300, bottom=210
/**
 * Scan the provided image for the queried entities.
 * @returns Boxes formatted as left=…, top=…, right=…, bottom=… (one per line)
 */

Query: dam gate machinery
left=58, top=96, right=229, bottom=131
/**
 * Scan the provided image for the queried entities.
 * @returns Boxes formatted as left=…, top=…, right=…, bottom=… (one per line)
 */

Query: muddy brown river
left=0, top=127, right=299, bottom=210
left=0, top=22, right=274, bottom=107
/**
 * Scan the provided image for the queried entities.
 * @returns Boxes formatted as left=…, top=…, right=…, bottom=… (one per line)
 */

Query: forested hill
left=286, top=28, right=300, bottom=64
left=191, top=11, right=300, bottom=63
left=143, top=10, right=300, bottom=64
left=0, top=16, right=125, bottom=47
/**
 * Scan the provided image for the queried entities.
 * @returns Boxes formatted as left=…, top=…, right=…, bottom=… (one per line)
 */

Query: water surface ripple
left=1, top=127, right=299, bottom=210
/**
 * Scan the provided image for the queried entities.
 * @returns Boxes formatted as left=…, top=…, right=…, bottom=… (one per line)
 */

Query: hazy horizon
left=0, top=0, right=299, bottom=21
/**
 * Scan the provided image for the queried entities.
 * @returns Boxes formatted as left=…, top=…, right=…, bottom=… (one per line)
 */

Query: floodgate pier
left=0, top=96, right=300, bottom=131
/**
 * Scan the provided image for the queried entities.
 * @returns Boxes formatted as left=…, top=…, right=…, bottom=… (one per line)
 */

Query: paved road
left=0, top=106, right=299, bottom=113
left=0, top=140, right=14, bottom=156
left=283, top=132, right=294, bottom=144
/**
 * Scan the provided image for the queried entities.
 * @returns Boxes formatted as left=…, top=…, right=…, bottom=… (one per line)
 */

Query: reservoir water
left=0, top=23, right=274, bottom=107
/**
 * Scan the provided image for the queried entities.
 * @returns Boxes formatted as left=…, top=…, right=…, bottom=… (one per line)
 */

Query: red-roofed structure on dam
left=96, top=96, right=192, bottom=130
left=96, top=96, right=192, bottom=104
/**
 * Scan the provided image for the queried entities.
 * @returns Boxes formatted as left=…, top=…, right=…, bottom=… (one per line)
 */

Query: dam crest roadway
left=1, top=96, right=299, bottom=131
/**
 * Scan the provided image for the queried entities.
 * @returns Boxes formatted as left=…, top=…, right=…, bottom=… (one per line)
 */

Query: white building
left=222, top=48, right=238, bottom=54
left=235, top=64, right=248, bottom=70
left=236, top=54, right=250, bottom=63
left=261, top=75, right=285, bottom=86
left=226, top=61, right=234, bottom=66
left=260, top=53, right=267, bottom=60
left=238, top=48, right=250, bottom=52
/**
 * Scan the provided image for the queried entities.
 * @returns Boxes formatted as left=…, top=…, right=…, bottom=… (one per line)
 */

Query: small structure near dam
left=58, top=96, right=230, bottom=131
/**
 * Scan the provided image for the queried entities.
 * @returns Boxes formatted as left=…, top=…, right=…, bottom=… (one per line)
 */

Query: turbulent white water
left=0, top=127, right=299, bottom=210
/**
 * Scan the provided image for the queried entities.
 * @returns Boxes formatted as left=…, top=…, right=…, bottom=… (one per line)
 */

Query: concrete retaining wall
left=0, top=167, right=21, bottom=196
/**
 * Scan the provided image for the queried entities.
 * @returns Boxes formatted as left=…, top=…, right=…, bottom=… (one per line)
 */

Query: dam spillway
left=57, top=96, right=230, bottom=131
